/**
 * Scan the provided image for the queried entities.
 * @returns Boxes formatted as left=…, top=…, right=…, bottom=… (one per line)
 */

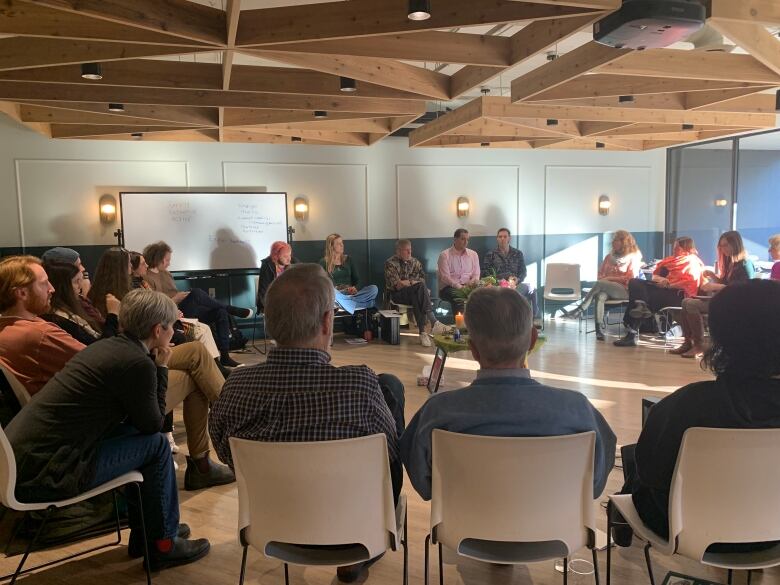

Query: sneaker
left=431, top=321, right=448, bottom=336
left=628, top=301, right=652, bottom=320
left=166, top=432, right=179, bottom=454
left=220, top=354, right=241, bottom=368
left=129, top=524, right=191, bottom=559
left=227, top=306, right=253, bottom=319
left=184, top=456, right=236, bottom=491
left=613, top=332, right=638, bottom=347
left=144, top=536, right=210, bottom=572
left=419, top=333, right=432, bottom=347
left=595, top=329, right=605, bottom=341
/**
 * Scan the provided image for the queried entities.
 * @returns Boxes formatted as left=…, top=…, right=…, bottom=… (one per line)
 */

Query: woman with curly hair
left=563, top=230, right=643, bottom=340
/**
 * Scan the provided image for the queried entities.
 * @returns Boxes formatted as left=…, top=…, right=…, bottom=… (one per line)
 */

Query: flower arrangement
left=452, top=273, right=518, bottom=301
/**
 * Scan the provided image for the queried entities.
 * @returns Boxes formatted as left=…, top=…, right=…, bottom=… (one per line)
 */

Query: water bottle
left=453, top=327, right=461, bottom=342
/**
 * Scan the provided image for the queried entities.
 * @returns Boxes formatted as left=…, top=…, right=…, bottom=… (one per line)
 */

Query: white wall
left=0, top=114, right=666, bottom=248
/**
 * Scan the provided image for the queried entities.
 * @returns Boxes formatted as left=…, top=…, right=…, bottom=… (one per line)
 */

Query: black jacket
left=256, top=255, right=299, bottom=312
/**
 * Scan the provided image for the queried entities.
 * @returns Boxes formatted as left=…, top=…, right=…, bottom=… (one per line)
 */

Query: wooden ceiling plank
left=505, top=0, right=619, bottom=8
left=236, top=126, right=369, bottom=146
left=529, top=92, right=686, bottom=110
left=409, top=98, right=484, bottom=147
left=453, top=118, right=570, bottom=138
left=597, top=49, right=780, bottom=84
left=484, top=116, right=581, bottom=137
left=19, top=0, right=226, bottom=46
left=0, top=1, right=211, bottom=46
left=223, top=109, right=398, bottom=127
left=221, top=129, right=354, bottom=146
left=251, top=31, right=512, bottom=67
left=245, top=50, right=451, bottom=100
left=0, top=100, right=50, bottom=136
left=222, top=0, right=241, bottom=91
left=251, top=118, right=392, bottom=133
left=530, top=75, right=769, bottom=101
left=18, top=100, right=220, bottom=125
left=578, top=121, right=634, bottom=136
left=80, top=129, right=220, bottom=142
left=19, top=104, right=200, bottom=126
left=0, top=37, right=211, bottom=72
left=236, top=0, right=600, bottom=46
left=686, top=87, right=775, bottom=111
left=51, top=123, right=208, bottom=138
left=710, top=0, right=780, bottom=27
left=698, top=93, right=779, bottom=113
left=708, top=18, right=780, bottom=78
left=0, top=81, right=428, bottom=114
left=451, top=13, right=603, bottom=98
left=511, top=41, right=632, bottom=102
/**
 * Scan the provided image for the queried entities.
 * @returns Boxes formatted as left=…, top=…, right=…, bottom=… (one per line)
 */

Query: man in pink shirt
left=437, top=228, right=481, bottom=316
left=0, top=256, right=85, bottom=395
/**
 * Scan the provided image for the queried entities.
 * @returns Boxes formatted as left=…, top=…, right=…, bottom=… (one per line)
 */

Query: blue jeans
left=334, top=285, right=378, bottom=314
left=86, top=424, right=179, bottom=540
left=179, top=287, right=230, bottom=352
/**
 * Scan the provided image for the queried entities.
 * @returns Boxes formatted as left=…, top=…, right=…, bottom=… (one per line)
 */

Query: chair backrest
left=0, top=365, right=31, bottom=407
left=669, top=427, right=780, bottom=561
left=543, top=263, right=581, bottom=300
left=430, top=430, right=596, bottom=555
left=229, top=434, right=398, bottom=561
left=0, top=425, right=19, bottom=510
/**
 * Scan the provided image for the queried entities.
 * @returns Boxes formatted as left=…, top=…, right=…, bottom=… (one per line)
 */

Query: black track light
left=682, top=123, right=694, bottom=131
left=81, top=63, right=103, bottom=80
left=292, top=136, right=302, bottom=143
left=130, top=132, right=143, bottom=140
left=775, top=89, right=780, bottom=112
left=596, top=142, right=605, bottom=149
left=618, top=95, right=634, bottom=103
left=407, top=0, right=431, bottom=21
left=546, top=119, right=559, bottom=126
left=339, top=76, right=357, bottom=92
left=480, top=142, right=490, bottom=147
left=108, top=103, right=124, bottom=112
left=314, top=110, right=328, bottom=119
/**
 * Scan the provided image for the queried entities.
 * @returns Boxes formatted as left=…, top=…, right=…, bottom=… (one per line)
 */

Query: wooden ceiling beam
left=51, top=123, right=208, bottom=138
left=18, top=101, right=220, bottom=126
left=18, top=0, right=226, bottom=46
left=0, top=81, right=428, bottom=114
left=236, top=0, right=600, bottom=46
left=451, top=13, right=602, bottom=98
left=222, top=0, right=241, bottom=91
left=528, top=93, right=687, bottom=110
left=453, top=118, right=571, bottom=138
left=223, top=108, right=399, bottom=127
left=710, top=0, right=780, bottom=27
left=0, top=100, right=50, bottom=136
left=529, top=75, right=768, bottom=101
left=409, top=98, right=484, bottom=147
left=221, top=129, right=360, bottom=146
left=505, top=0, right=619, bottom=8
left=685, top=88, right=775, bottom=111
left=421, top=135, right=534, bottom=147
left=0, top=1, right=211, bottom=46
left=0, top=37, right=210, bottom=72
left=597, top=49, right=780, bottom=84
left=485, top=116, right=581, bottom=137
left=245, top=50, right=451, bottom=100
left=256, top=31, right=512, bottom=67
left=248, top=118, right=393, bottom=133
left=578, top=121, right=634, bottom=136
left=708, top=18, right=780, bottom=78
left=82, top=129, right=220, bottom=142
left=19, top=104, right=200, bottom=126
left=700, top=93, right=779, bottom=113
left=511, top=41, right=632, bottom=102
left=236, top=126, right=369, bottom=146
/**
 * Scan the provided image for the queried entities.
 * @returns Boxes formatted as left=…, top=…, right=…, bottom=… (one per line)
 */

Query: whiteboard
left=120, top=192, right=288, bottom=271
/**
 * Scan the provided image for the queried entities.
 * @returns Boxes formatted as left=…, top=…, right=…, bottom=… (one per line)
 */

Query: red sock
left=155, top=538, right=173, bottom=553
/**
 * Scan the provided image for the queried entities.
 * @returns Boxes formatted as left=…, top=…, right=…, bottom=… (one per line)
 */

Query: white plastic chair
left=0, top=365, right=31, bottom=408
left=229, top=434, right=408, bottom=585
left=0, top=424, right=151, bottom=585
left=543, top=264, right=582, bottom=326
left=426, top=430, right=599, bottom=585
left=607, top=427, right=780, bottom=585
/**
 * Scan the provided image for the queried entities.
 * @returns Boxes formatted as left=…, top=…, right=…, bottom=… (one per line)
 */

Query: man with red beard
left=0, top=256, right=85, bottom=395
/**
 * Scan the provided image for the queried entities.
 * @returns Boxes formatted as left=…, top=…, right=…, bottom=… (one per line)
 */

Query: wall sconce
left=294, top=196, right=309, bottom=221
left=99, top=194, right=117, bottom=224
left=598, top=194, right=611, bottom=216
left=714, top=198, right=728, bottom=207
left=457, top=197, right=470, bottom=218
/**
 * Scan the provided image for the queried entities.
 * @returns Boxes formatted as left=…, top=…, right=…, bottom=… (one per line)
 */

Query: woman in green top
left=319, top=233, right=378, bottom=314
left=672, top=230, right=755, bottom=358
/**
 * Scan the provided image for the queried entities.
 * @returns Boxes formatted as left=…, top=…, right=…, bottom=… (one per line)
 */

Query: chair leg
left=284, top=562, right=290, bottom=585
left=238, top=545, right=248, bottom=585
left=606, top=500, right=613, bottom=585
left=111, top=489, right=123, bottom=545
left=727, top=569, right=732, bottom=585
left=133, top=482, right=152, bottom=585
left=592, top=547, right=600, bottom=585
left=424, top=534, right=431, bottom=585
left=9, top=506, right=52, bottom=585
left=643, top=543, right=655, bottom=585
left=402, top=510, right=408, bottom=585
left=562, top=557, right=568, bottom=585
left=747, top=570, right=752, bottom=585
left=438, top=542, right=444, bottom=585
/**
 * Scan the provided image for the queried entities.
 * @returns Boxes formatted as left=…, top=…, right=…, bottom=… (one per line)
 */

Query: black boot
left=595, top=322, right=605, bottom=341
left=220, top=351, right=241, bottom=368
left=226, top=305, right=253, bottom=319
left=214, top=357, right=232, bottom=378
left=613, top=331, right=637, bottom=347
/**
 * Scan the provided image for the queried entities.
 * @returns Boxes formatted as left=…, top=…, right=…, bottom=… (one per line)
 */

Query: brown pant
left=165, top=341, right=225, bottom=458
left=680, top=297, right=710, bottom=344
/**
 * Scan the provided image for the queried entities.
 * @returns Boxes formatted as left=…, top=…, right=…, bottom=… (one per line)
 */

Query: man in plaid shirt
left=209, top=263, right=405, bottom=581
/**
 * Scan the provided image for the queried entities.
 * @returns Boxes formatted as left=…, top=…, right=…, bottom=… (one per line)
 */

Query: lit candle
left=454, top=313, right=465, bottom=329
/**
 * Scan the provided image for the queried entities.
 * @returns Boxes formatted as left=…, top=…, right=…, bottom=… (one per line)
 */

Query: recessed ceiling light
left=292, top=136, right=302, bottom=142
left=596, top=142, right=605, bottom=149
left=80, top=63, right=103, bottom=80
left=339, top=77, right=357, bottom=92
left=407, top=0, right=431, bottom=21
left=314, top=110, right=328, bottom=119
left=108, top=103, right=124, bottom=112
left=682, top=123, right=694, bottom=130
left=481, top=142, right=490, bottom=147
left=618, top=95, right=634, bottom=103
left=131, top=132, right=143, bottom=140
left=546, top=119, right=559, bottom=126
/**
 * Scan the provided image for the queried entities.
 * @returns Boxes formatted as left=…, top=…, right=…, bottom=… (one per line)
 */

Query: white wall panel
left=397, top=165, right=518, bottom=239
left=223, top=162, right=367, bottom=241
left=16, top=160, right=188, bottom=246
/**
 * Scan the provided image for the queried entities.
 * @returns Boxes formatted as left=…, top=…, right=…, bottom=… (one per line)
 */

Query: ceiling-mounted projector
left=594, top=0, right=706, bottom=50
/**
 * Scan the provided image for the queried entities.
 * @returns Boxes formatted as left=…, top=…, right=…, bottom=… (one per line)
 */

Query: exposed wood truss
left=0, top=0, right=776, bottom=149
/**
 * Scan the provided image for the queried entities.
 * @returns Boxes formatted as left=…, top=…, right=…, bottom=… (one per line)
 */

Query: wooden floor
left=3, top=318, right=776, bottom=585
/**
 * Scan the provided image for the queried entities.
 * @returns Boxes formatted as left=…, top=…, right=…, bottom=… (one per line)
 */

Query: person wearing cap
left=41, top=247, right=90, bottom=296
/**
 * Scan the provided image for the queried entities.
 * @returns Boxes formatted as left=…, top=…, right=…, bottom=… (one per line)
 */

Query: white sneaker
left=431, top=321, right=448, bottom=336
left=420, top=333, right=432, bottom=347
left=166, top=431, right=180, bottom=454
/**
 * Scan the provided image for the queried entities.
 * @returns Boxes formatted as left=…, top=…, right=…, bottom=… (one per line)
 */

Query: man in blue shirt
left=400, top=287, right=615, bottom=500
